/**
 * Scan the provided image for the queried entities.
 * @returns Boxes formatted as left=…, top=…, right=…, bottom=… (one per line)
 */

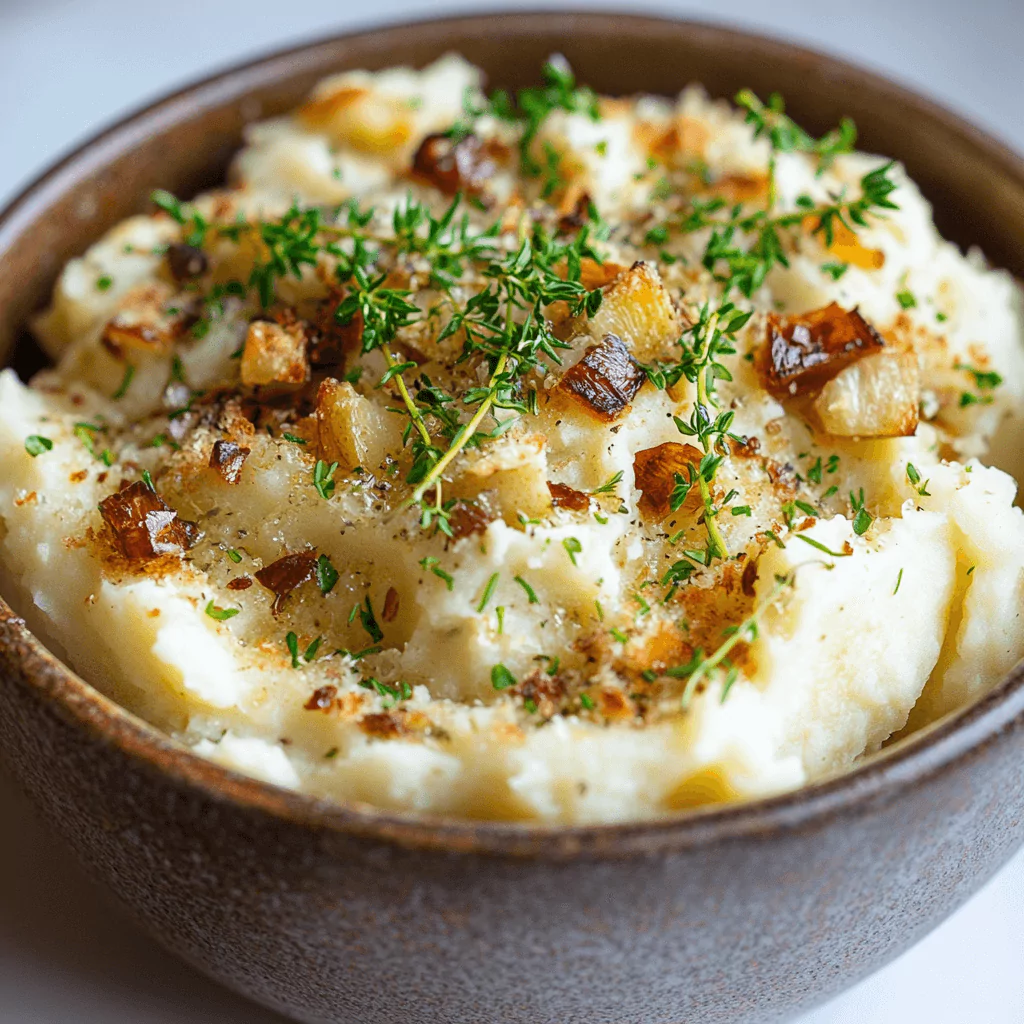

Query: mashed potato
left=2, top=55, right=1023, bottom=822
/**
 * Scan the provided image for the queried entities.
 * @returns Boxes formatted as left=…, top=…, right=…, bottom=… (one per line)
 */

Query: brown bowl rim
left=2, top=9, right=1024, bottom=858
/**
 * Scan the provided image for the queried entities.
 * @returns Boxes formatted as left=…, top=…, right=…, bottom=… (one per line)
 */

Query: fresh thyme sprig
left=735, top=89, right=857, bottom=208
left=667, top=571, right=795, bottom=707
left=398, top=224, right=605, bottom=527
left=643, top=303, right=750, bottom=561
left=679, top=161, right=898, bottom=298
left=458, top=55, right=600, bottom=176
left=641, top=95, right=898, bottom=570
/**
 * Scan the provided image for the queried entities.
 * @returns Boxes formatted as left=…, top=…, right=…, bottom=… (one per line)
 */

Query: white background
left=1, top=1, right=1023, bottom=1022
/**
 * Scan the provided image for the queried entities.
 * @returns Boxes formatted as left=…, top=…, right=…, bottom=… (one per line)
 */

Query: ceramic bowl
left=2, top=13, right=1024, bottom=1024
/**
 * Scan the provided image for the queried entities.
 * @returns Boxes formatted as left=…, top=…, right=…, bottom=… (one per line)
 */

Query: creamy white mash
left=2, top=55, right=1023, bottom=822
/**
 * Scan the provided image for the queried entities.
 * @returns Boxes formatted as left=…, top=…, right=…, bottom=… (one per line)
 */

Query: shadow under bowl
left=1, top=12, right=1024, bottom=1024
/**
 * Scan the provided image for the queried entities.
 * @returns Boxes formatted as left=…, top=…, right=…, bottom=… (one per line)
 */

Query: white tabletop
left=2, top=2, right=1023, bottom=1022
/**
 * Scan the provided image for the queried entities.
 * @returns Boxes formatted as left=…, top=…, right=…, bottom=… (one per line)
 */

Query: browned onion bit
left=166, top=243, right=208, bottom=282
left=209, top=440, right=251, bottom=484
left=99, top=480, right=200, bottom=559
left=512, top=668, right=566, bottom=709
left=227, top=576, right=253, bottom=591
left=411, top=132, right=495, bottom=197
left=761, top=302, right=885, bottom=398
left=254, top=550, right=318, bottom=615
left=556, top=334, right=646, bottom=421
left=382, top=587, right=400, bottom=623
left=309, top=304, right=361, bottom=368
left=557, top=191, right=594, bottom=234
left=547, top=481, right=591, bottom=512
left=304, top=684, right=338, bottom=712
left=740, top=557, right=758, bottom=598
left=633, top=442, right=704, bottom=521
left=359, top=712, right=405, bottom=739
left=447, top=499, right=493, bottom=540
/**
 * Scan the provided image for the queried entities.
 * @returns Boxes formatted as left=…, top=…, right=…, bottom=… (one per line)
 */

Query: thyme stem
left=678, top=571, right=794, bottom=708
left=404, top=351, right=510, bottom=509
left=692, top=313, right=729, bottom=560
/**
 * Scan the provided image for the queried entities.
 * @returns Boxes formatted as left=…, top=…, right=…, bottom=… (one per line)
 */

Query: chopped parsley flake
left=359, top=677, right=412, bottom=708
left=477, top=572, right=500, bottom=612
left=562, top=537, right=582, bottom=566
left=906, top=463, right=931, bottom=496
left=24, top=435, right=52, bottom=457
left=315, top=554, right=339, bottom=595
left=514, top=575, right=539, bottom=603
left=420, top=556, right=454, bottom=591
left=205, top=600, right=239, bottom=621
left=286, top=632, right=323, bottom=668
left=491, top=663, right=516, bottom=691
left=850, top=489, right=873, bottom=535
left=591, top=470, right=624, bottom=496
left=313, top=459, right=339, bottom=500
left=285, top=632, right=302, bottom=668
left=896, top=289, right=917, bottom=309
left=955, top=363, right=1002, bottom=407
left=112, top=364, right=135, bottom=400
left=795, top=534, right=851, bottom=558
left=358, top=596, right=383, bottom=644
left=73, top=422, right=114, bottom=465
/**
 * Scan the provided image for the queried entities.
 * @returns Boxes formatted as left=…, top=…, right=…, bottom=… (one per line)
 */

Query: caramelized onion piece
left=382, top=587, right=400, bottom=623
left=99, top=481, right=200, bottom=559
left=448, top=499, right=493, bottom=540
left=254, top=550, right=318, bottom=615
left=558, top=191, right=594, bottom=234
left=166, top=243, right=208, bottom=282
left=209, top=440, right=251, bottom=484
left=813, top=350, right=920, bottom=438
left=547, top=481, right=591, bottom=512
left=762, top=302, right=884, bottom=398
left=227, top=576, right=253, bottom=591
left=557, top=334, right=646, bottom=421
left=360, top=712, right=406, bottom=739
left=587, top=262, right=682, bottom=362
left=316, top=377, right=397, bottom=471
left=740, top=558, right=758, bottom=598
left=305, top=685, right=338, bottom=712
left=309, top=303, right=361, bottom=368
left=411, top=132, right=495, bottom=197
left=633, top=442, right=704, bottom=520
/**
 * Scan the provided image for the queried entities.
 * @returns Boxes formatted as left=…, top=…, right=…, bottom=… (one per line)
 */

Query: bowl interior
left=2, top=11, right=1024, bottom=847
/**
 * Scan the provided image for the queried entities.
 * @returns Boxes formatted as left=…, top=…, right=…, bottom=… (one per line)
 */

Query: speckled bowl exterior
left=2, top=14, right=1024, bottom=1024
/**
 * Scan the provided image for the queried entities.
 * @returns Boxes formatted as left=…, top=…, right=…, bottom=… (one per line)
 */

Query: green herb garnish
left=24, top=435, right=52, bottom=457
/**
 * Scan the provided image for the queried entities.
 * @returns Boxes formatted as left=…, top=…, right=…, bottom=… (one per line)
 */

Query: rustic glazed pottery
left=2, top=14, right=1024, bottom=1024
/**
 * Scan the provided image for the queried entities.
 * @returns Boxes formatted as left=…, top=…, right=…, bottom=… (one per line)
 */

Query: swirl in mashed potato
left=2, top=55, right=1024, bottom=822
